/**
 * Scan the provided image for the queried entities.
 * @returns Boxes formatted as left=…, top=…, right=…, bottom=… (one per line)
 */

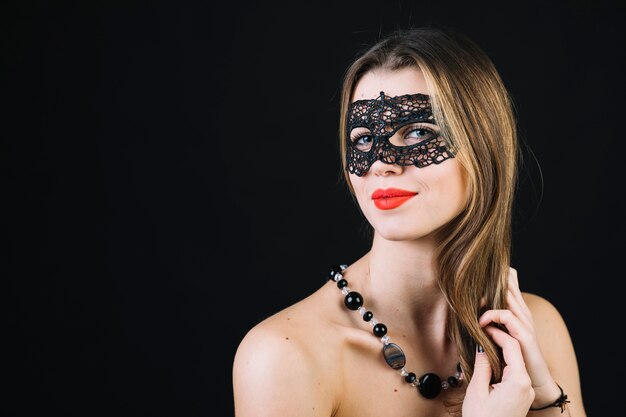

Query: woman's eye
left=405, top=128, right=437, bottom=145
left=352, top=135, right=373, bottom=151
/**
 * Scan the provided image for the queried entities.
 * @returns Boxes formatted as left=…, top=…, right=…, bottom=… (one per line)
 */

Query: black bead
left=344, top=291, right=363, bottom=310
left=405, top=372, right=417, bottom=384
left=448, top=376, right=459, bottom=387
left=418, top=373, right=442, bottom=399
left=363, top=311, right=373, bottom=322
left=457, top=362, right=462, bottom=373
left=328, top=265, right=342, bottom=281
left=373, top=323, right=387, bottom=337
left=336, top=278, right=348, bottom=288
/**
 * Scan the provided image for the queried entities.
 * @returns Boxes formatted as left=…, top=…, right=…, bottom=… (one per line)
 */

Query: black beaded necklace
left=329, top=264, right=463, bottom=399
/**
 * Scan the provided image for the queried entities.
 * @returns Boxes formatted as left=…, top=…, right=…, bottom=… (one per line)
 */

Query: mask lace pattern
left=346, top=91, right=456, bottom=176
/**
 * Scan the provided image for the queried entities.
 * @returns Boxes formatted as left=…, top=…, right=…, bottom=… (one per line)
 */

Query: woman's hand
left=478, top=267, right=562, bottom=408
left=462, top=328, right=535, bottom=417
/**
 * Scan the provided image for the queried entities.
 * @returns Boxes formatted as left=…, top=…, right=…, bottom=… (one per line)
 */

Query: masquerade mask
left=345, top=91, right=455, bottom=176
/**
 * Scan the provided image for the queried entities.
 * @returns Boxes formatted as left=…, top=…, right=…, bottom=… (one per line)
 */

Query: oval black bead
left=405, top=372, right=417, bottom=384
left=336, top=278, right=348, bottom=289
left=328, top=265, right=342, bottom=281
left=382, top=343, right=406, bottom=369
left=457, top=362, right=462, bottom=373
left=344, top=291, right=363, bottom=310
left=418, top=373, right=442, bottom=399
left=363, top=311, right=373, bottom=322
left=373, top=323, right=388, bottom=337
left=448, top=376, right=459, bottom=387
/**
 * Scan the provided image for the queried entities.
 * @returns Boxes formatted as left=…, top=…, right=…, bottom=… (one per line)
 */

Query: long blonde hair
left=339, top=27, right=519, bottom=413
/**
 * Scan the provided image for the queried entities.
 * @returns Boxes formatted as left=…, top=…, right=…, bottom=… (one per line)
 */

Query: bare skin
left=233, top=257, right=585, bottom=417
left=232, top=68, right=586, bottom=417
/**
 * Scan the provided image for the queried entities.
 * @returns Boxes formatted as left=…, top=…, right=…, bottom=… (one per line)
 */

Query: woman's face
left=348, top=67, right=469, bottom=242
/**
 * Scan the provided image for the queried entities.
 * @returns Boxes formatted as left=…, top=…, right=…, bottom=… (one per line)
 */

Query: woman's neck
left=346, top=232, right=452, bottom=347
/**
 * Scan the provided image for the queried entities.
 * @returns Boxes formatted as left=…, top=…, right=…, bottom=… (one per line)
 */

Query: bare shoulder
left=232, top=284, right=341, bottom=417
left=520, top=291, right=587, bottom=416
left=519, top=292, right=579, bottom=354
left=520, top=291, right=572, bottom=357
left=520, top=292, right=564, bottom=326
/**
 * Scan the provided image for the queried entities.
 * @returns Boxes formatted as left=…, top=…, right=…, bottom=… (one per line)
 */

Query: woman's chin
left=373, top=224, right=436, bottom=242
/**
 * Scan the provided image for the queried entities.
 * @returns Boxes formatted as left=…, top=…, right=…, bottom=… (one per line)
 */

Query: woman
left=232, top=27, right=585, bottom=417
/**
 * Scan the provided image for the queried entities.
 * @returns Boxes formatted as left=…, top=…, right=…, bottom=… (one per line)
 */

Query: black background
left=2, top=1, right=624, bottom=416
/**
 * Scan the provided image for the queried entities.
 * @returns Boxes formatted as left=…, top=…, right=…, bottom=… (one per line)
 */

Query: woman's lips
left=371, top=188, right=418, bottom=210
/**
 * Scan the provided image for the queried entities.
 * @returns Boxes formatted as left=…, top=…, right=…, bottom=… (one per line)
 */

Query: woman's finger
left=479, top=309, right=535, bottom=346
left=466, top=344, right=493, bottom=398
left=506, top=290, right=533, bottom=328
left=507, top=268, right=533, bottom=319
left=483, top=325, right=528, bottom=378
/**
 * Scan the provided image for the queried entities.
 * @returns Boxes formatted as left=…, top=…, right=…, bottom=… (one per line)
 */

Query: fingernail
left=477, top=344, right=484, bottom=353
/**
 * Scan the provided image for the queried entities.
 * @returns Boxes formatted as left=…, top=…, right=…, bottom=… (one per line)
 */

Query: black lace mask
left=345, top=91, right=455, bottom=176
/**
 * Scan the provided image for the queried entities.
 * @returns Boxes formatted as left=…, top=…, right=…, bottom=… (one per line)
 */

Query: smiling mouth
left=371, top=188, right=418, bottom=210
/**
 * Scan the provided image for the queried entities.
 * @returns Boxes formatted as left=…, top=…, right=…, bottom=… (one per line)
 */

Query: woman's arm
left=522, top=292, right=586, bottom=416
left=478, top=267, right=586, bottom=417
left=232, top=322, right=336, bottom=417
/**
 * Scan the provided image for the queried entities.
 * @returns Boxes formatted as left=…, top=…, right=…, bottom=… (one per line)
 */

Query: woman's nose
left=371, top=158, right=404, bottom=177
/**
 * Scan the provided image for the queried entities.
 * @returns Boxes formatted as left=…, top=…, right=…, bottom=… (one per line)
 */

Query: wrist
left=529, top=381, right=570, bottom=413
left=531, top=380, right=562, bottom=408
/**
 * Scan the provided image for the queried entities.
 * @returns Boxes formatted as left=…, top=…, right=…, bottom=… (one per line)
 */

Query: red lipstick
left=371, top=187, right=418, bottom=210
